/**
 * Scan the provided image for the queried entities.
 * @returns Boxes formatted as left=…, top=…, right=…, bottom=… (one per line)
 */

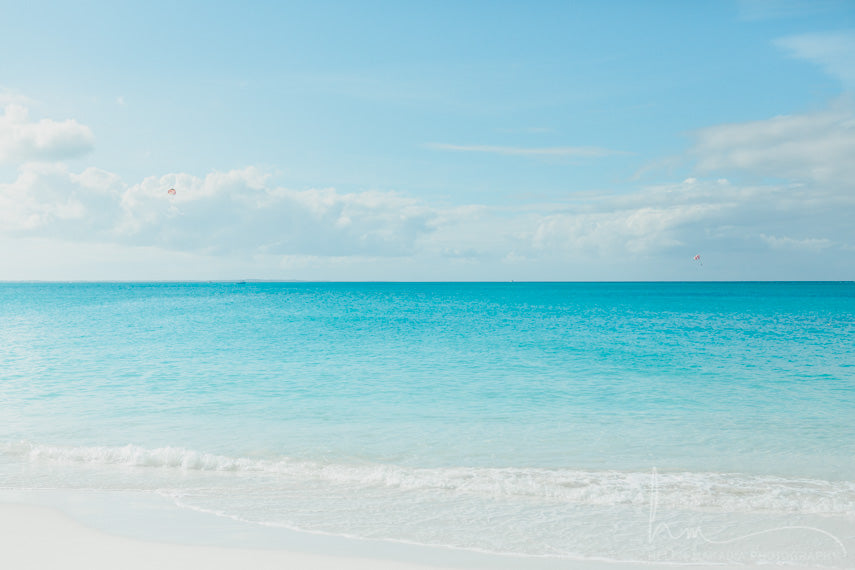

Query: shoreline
left=0, top=489, right=604, bottom=570
left=1, top=489, right=847, bottom=570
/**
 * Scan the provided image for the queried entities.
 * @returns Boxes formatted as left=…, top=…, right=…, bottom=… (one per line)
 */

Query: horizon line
left=0, top=280, right=851, bottom=284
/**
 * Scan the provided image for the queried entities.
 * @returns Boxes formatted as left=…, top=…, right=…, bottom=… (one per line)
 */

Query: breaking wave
left=4, top=440, right=854, bottom=516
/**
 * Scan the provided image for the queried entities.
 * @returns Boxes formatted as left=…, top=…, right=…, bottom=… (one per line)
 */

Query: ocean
left=1, top=282, right=853, bottom=566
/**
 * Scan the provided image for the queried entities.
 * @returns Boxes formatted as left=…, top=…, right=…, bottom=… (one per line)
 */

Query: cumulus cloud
left=463, top=175, right=855, bottom=266
left=0, top=163, right=122, bottom=242
left=0, top=104, right=95, bottom=164
left=1, top=161, right=853, bottom=279
left=0, top=165, right=434, bottom=258
left=527, top=203, right=727, bottom=256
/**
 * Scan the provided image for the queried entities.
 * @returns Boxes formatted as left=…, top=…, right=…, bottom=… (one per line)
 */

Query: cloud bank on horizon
left=0, top=1, right=853, bottom=281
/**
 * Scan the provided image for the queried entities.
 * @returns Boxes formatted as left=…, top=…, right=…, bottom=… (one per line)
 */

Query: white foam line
left=4, top=440, right=855, bottom=515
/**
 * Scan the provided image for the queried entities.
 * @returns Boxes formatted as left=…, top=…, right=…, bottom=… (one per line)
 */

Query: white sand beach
left=0, top=502, right=447, bottom=570
left=3, top=496, right=846, bottom=570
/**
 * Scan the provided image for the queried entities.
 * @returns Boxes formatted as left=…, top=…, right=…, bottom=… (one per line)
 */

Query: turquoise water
left=1, top=282, right=853, bottom=564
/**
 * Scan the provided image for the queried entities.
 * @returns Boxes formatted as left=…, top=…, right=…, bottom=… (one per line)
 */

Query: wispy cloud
left=425, top=143, right=626, bottom=158
left=759, top=233, right=834, bottom=251
left=690, top=104, right=855, bottom=185
left=775, top=30, right=855, bottom=88
left=495, top=127, right=554, bottom=134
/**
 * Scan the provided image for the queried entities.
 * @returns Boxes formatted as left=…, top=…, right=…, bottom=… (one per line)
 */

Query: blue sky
left=1, top=0, right=853, bottom=280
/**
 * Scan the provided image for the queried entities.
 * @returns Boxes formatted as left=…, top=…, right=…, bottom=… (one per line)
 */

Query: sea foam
left=5, top=440, right=854, bottom=516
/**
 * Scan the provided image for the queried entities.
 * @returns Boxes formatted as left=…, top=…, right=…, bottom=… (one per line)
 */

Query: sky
left=1, top=0, right=854, bottom=281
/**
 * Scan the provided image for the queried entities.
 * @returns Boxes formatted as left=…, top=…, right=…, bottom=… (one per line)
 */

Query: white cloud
left=527, top=203, right=728, bottom=257
left=464, top=174, right=855, bottom=269
left=0, top=104, right=95, bottom=164
left=776, top=30, right=855, bottom=88
left=686, top=30, right=855, bottom=196
left=1, top=98, right=853, bottom=280
left=759, top=233, right=834, bottom=251
left=691, top=105, right=855, bottom=185
left=1, top=163, right=853, bottom=279
left=425, top=143, right=625, bottom=158
left=1, top=165, right=435, bottom=258
left=0, top=90, right=32, bottom=107
left=0, top=163, right=121, bottom=241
